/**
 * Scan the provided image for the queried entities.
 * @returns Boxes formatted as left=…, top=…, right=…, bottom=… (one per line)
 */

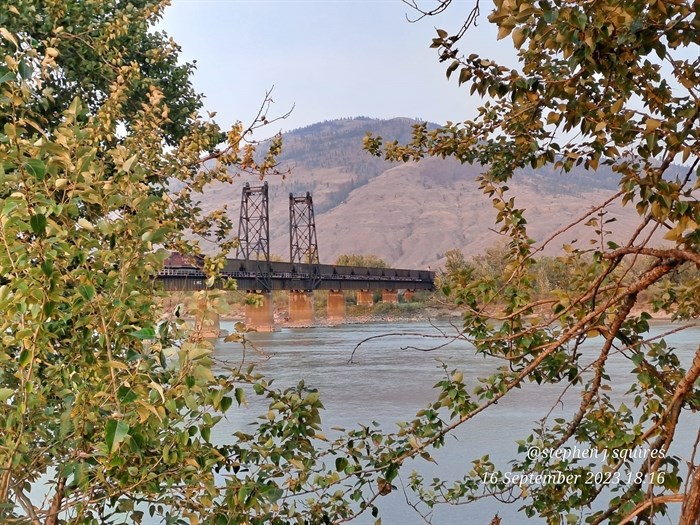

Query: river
left=213, top=319, right=699, bottom=525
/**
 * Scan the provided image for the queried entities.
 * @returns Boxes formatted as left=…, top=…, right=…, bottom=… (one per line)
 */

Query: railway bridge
left=159, top=183, right=435, bottom=332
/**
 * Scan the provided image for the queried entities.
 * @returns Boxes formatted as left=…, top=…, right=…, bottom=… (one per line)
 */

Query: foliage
left=365, top=0, right=700, bottom=523
left=443, top=243, right=585, bottom=301
left=335, top=253, right=387, bottom=268
left=442, top=247, right=468, bottom=275
left=0, top=2, right=353, bottom=524
left=4, top=1, right=700, bottom=525
left=0, top=3, right=503, bottom=525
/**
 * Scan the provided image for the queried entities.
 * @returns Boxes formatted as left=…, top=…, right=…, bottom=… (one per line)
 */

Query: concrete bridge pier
left=245, top=291, right=275, bottom=332
left=382, top=290, right=399, bottom=304
left=356, top=290, right=374, bottom=306
left=327, top=290, right=346, bottom=322
left=289, top=290, right=314, bottom=325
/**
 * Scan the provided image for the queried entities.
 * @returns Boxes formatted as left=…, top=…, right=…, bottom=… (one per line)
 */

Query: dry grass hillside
left=194, top=117, right=668, bottom=270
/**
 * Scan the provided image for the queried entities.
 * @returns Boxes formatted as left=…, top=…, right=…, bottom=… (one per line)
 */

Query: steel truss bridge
left=159, top=258, right=435, bottom=292
left=159, top=182, right=435, bottom=292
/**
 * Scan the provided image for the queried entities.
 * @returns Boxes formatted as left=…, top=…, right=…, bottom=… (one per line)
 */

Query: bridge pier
left=382, top=289, right=399, bottom=304
left=289, top=290, right=314, bottom=325
left=245, top=292, right=275, bottom=332
left=356, top=290, right=374, bottom=306
left=327, top=290, right=346, bottom=322
left=404, top=290, right=415, bottom=302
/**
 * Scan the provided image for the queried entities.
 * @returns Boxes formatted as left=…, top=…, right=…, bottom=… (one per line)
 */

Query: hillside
left=195, top=117, right=663, bottom=269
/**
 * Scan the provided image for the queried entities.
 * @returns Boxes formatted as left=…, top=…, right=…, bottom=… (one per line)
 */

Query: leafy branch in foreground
left=365, top=0, right=700, bottom=523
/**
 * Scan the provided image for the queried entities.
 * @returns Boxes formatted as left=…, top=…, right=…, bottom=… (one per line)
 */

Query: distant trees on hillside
left=335, top=253, right=387, bottom=268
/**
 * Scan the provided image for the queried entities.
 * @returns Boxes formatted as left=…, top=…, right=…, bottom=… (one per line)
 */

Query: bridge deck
left=158, top=258, right=435, bottom=292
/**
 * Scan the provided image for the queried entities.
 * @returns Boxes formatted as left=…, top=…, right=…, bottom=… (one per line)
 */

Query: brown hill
left=195, top=117, right=662, bottom=270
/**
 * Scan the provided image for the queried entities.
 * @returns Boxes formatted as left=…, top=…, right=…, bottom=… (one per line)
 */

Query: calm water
left=214, top=320, right=700, bottom=525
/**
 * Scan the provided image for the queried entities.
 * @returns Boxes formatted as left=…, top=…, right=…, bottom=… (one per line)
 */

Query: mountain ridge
left=196, top=117, right=661, bottom=269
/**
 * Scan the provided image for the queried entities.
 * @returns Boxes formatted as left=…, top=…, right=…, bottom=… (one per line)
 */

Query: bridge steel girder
left=235, top=182, right=271, bottom=291
left=158, top=259, right=435, bottom=293
left=289, top=192, right=319, bottom=265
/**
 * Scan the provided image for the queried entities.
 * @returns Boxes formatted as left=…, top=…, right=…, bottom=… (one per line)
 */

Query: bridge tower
left=289, top=192, right=319, bottom=264
left=236, top=182, right=270, bottom=263
left=288, top=192, right=320, bottom=325
left=237, top=182, right=273, bottom=330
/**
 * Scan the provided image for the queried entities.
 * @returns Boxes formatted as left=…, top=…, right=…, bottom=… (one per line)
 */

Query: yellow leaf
left=122, top=154, right=138, bottom=172
left=149, top=381, right=165, bottom=403
left=512, top=27, right=526, bottom=48
left=289, top=459, right=304, bottom=469
left=497, top=25, right=513, bottom=40
left=682, top=146, right=691, bottom=163
left=137, top=400, right=163, bottom=422
left=0, top=28, right=18, bottom=48
left=645, top=118, right=661, bottom=132
left=77, top=218, right=94, bottom=231
left=547, top=112, right=561, bottom=124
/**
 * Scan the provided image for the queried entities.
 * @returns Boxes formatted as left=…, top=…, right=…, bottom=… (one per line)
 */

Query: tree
left=0, top=0, right=199, bottom=146
left=365, top=0, right=700, bottom=523
left=443, top=247, right=469, bottom=275
left=0, top=2, right=302, bottom=524
left=0, top=3, right=477, bottom=525
left=335, top=253, right=388, bottom=268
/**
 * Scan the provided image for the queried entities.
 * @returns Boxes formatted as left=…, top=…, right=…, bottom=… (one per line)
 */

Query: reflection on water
left=214, top=320, right=699, bottom=525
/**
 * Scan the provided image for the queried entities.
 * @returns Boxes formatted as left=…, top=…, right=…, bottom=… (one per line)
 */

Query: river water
left=213, top=319, right=699, bottom=525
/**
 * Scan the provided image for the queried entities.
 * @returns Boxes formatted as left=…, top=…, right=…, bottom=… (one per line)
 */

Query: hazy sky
left=159, top=0, right=516, bottom=135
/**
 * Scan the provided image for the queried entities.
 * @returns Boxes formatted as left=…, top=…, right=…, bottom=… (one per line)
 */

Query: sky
left=159, top=0, right=516, bottom=136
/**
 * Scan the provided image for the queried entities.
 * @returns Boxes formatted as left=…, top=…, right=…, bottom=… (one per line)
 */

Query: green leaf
left=0, top=387, right=15, bottom=402
left=78, top=284, right=95, bottom=301
left=117, top=385, right=138, bottom=404
left=30, top=214, right=47, bottom=235
left=18, top=60, right=32, bottom=80
left=335, top=457, right=348, bottom=472
left=105, top=419, right=130, bottom=453
left=18, top=349, right=31, bottom=367
left=234, top=387, right=246, bottom=407
left=220, top=395, right=233, bottom=412
left=0, top=70, right=15, bottom=84
left=23, top=159, right=46, bottom=180
left=130, top=327, right=156, bottom=340
left=543, top=8, right=557, bottom=23
left=42, top=301, right=55, bottom=317
left=40, top=259, right=53, bottom=276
